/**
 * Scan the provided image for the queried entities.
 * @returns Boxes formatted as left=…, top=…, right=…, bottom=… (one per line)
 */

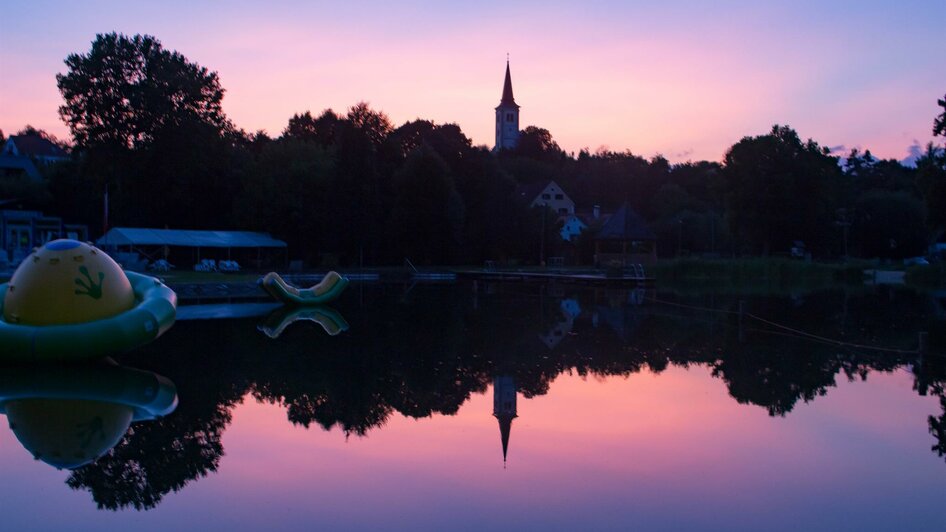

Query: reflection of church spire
left=493, top=375, right=517, bottom=464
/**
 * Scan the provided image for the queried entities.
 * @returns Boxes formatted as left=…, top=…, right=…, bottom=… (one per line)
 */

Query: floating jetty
left=412, top=272, right=457, bottom=282
left=455, top=269, right=655, bottom=287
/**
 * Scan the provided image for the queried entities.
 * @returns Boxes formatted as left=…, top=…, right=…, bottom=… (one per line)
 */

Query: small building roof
left=515, top=181, right=550, bottom=203
left=595, top=203, right=655, bottom=241
left=98, top=228, right=287, bottom=248
left=576, top=211, right=612, bottom=230
left=5, top=134, right=68, bottom=159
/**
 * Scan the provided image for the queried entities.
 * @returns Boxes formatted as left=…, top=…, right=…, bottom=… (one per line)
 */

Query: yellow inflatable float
left=0, top=361, right=177, bottom=469
left=0, top=240, right=177, bottom=361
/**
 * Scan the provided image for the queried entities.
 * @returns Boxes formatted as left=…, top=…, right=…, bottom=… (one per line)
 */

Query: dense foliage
left=3, top=33, right=943, bottom=265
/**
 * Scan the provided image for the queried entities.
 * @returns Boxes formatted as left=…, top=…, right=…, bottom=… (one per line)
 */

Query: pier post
left=918, top=331, right=928, bottom=356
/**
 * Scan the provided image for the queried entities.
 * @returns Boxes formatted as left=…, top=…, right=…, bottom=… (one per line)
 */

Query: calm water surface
left=2, top=282, right=945, bottom=531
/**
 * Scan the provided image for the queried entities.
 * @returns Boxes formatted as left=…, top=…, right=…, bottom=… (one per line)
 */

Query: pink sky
left=1, top=1, right=943, bottom=162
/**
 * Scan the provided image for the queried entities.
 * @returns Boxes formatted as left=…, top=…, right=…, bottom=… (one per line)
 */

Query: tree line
left=4, top=33, right=945, bottom=265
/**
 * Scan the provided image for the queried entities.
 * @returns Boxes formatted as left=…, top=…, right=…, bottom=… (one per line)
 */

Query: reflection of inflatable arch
left=258, top=305, right=350, bottom=338
left=260, top=272, right=349, bottom=306
left=0, top=271, right=177, bottom=361
left=0, top=361, right=177, bottom=469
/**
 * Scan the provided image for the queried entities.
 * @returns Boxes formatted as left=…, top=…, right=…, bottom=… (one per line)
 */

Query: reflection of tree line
left=69, top=284, right=946, bottom=510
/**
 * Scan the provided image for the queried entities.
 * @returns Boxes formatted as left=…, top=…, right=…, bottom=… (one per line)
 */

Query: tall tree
left=346, top=102, right=392, bottom=148
left=57, top=33, right=230, bottom=150
left=934, top=92, right=946, bottom=138
left=925, top=93, right=946, bottom=235
left=55, top=33, right=237, bottom=233
left=721, top=125, right=842, bottom=255
left=916, top=143, right=946, bottom=234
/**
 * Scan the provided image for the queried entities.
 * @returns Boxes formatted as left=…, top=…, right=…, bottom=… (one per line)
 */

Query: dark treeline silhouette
left=61, top=282, right=946, bottom=510
left=5, top=33, right=944, bottom=264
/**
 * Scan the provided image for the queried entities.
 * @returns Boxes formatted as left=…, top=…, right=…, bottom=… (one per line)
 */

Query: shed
left=593, top=203, right=657, bottom=267
left=97, top=228, right=288, bottom=269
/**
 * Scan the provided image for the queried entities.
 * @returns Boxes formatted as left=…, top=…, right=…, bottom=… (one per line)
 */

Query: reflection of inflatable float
left=258, top=305, right=350, bottom=338
left=0, top=361, right=177, bottom=469
left=260, top=271, right=349, bottom=306
left=0, top=240, right=177, bottom=361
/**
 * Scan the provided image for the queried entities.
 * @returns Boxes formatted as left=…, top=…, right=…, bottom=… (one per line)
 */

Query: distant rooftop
left=515, top=181, right=550, bottom=203
left=98, top=228, right=287, bottom=248
left=5, top=134, right=69, bottom=160
left=595, top=203, right=655, bottom=241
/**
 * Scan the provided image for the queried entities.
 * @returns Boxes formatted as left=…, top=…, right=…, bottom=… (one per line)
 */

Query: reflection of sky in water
left=1, top=283, right=944, bottom=530
left=2, top=366, right=945, bottom=531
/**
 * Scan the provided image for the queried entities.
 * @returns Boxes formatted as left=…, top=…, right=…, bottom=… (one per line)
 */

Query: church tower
left=494, top=60, right=520, bottom=151
left=492, top=375, right=518, bottom=464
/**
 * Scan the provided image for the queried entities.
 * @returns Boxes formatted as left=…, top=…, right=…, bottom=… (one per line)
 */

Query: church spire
left=500, top=59, right=516, bottom=106
left=494, top=58, right=521, bottom=151
left=492, top=375, right=518, bottom=464
left=497, top=414, right=514, bottom=463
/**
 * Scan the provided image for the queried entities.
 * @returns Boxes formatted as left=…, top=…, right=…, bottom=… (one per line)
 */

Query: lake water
left=2, top=282, right=945, bottom=531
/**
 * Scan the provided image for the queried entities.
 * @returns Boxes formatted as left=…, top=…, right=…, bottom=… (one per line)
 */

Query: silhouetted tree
left=934, top=93, right=946, bottom=138
left=389, top=145, right=464, bottom=264
left=852, top=190, right=928, bottom=259
left=844, top=148, right=917, bottom=194
left=512, top=126, right=564, bottom=162
left=346, top=102, right=392, bottom=148
left=453, top=148, right=524, bottom=262
left=722, top=125, right=842, bottom=255
left=915, top=143, right=946, bottom=234
left=283, top=109, right=340, bottom=147
left=57, top=33, right=230, bottom=150
left=235, top=138, right=335, bottom=262
left=50, top=33, right=239, bottom=233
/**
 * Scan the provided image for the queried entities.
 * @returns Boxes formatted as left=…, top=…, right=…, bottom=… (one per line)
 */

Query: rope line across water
left=644, top=295, right=921, bottom=355
left=745, top=313, right=918, bottom=355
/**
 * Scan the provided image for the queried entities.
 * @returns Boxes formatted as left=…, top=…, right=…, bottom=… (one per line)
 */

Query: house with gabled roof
left=0, top=133, right=69, bottom=181
left=3, top=133, right=69, bottom=164
left=516, top=180, right=575, bottom=216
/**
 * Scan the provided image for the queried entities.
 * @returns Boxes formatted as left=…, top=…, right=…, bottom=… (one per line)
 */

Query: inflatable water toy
left=0, top=239, right=177, bottom=361
left=258, top=305, right=349, bottom=338
left=0, top=361, right=177, bottom=469
left=260, top=271, right=349, bottom=306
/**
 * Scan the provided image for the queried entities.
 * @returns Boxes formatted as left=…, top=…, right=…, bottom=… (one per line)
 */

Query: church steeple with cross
left=494, top=57, right=520, bottom=151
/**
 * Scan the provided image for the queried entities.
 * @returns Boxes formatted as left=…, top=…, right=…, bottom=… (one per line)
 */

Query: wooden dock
left=455, top=269, right=655, bottom=286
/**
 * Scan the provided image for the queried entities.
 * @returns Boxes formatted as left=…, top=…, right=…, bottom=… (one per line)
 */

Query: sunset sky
left=1, top=0, right=943, bottom=162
